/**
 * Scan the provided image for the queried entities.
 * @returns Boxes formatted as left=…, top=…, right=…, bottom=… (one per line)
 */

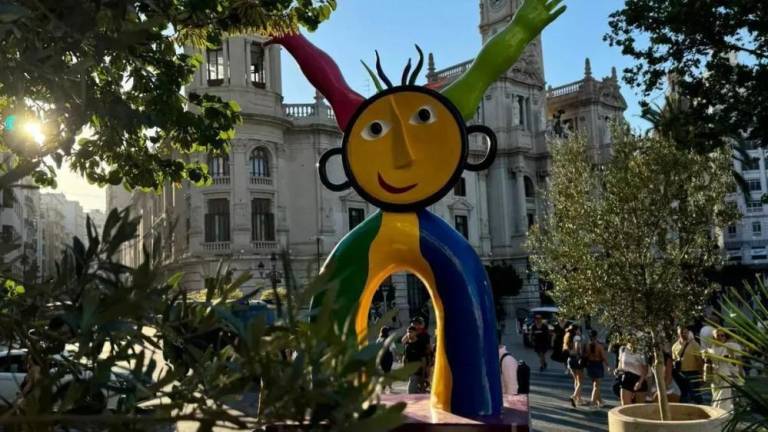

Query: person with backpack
left=563, top=325, right=585, bottom=407
left=585, top=330, right=610, bottom=407
left=498, top=335, right=519, bottom=395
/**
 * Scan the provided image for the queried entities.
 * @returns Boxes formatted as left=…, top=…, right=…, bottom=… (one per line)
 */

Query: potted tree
left=528, top=126, right=737, bottom=431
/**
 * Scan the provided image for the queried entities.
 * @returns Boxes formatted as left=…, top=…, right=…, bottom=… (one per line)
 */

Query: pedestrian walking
left=704, top=329, right=742, bottom=411
left=585, top=330, right=610, bottom=407
left=402, top=325, right=429, bottom=394
left=531, top=314, right=551, bottom=372
left=498, top=333, right=519, bottom=395
left=563, top=324, right=585, bottom=407
left=550, top=318, right=567, bottom=365
left=618, top=343, right=648, bottom=406
left=672, top=325, right=705, bottom=404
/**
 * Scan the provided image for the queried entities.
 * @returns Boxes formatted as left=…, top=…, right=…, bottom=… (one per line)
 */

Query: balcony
left=283, top=103, right=335, bottom=122
left=547, top=80, right=583, bottom=98
left=251, top=240, right=278, bottom=251
left=212, top=175, right=230, bottom=185
left=250, top=176, right=273, bottom=186
left=434, top=60, right=473, bottom=81
left=203, top=241, right=230, bottom=253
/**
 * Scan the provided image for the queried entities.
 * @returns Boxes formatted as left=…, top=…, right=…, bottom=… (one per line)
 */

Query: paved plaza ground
left=176, top=332, right=619, bottom=431
left=386, top=333, right=618, bottom=432
left=503, top=333, right=617, bottom=432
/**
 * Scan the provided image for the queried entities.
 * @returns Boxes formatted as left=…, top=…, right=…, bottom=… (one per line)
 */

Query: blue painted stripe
left=417, top=209, right=502, bottom=416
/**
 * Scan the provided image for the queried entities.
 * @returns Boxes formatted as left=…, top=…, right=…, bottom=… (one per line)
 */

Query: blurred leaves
left=0, top=208, right=405, bottom=431
left=714, top=281, right=768, bottom=431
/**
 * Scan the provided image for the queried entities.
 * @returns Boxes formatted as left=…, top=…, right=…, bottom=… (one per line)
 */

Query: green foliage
left=0, top=209, right=405, bottom=431
left=528, top=127, right=738, bottom=347
left=0, top=0, right=336, bottom=190
left=605, top=0, right=768, bottom=145
left=713, top=282, right=768, bottom=431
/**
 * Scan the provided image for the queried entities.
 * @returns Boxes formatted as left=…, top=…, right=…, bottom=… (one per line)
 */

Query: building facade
left=0, top=154, right=42, bottom=282
left=39, top=193, right=103, bottom=280
left=724, top=143, right=768, bottom=266
left=108, top=0, right=626, bottom=326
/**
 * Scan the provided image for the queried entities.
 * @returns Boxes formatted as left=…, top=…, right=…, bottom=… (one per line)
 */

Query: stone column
left=515, top=171, right=527, bottom=234
left=231, top=142, right=251, bottom=250
left=228, top=38, right=247, bottom=88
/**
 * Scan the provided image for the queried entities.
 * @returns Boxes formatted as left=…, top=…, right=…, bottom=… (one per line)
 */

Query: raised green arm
left=442, top=0, right=566, bottom=120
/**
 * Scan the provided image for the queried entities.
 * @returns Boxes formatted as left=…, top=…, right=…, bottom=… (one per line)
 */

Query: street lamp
left=257, top=252, right=283, bottom=318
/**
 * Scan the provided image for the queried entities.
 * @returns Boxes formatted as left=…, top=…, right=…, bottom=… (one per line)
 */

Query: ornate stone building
left=108, top=0, right=626, bottom=324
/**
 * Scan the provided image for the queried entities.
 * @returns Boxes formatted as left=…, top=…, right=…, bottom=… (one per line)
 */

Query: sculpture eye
left=361, top=120, right=390, bottom=140
left=410, top=106, right=436, bottom=125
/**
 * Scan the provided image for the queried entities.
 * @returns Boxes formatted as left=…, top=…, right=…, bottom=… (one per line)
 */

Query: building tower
left=546, top=59, right=627, bottom=162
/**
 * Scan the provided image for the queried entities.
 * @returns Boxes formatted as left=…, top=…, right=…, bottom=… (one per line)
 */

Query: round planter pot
left=608, top=403, right=728, bottom=432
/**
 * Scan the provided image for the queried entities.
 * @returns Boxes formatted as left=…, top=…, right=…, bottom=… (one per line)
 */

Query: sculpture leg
left=417, top=210, right=502, bottom=417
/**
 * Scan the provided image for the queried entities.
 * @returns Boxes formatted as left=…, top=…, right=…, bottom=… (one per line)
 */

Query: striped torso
left=313, top=209, right=501, bottom=416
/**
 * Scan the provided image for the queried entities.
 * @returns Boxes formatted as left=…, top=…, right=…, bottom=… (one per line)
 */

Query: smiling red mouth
left=378, top=173, right=417, bottom=194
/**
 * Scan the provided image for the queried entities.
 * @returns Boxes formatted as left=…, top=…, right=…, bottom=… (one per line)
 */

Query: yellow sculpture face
left=344, top=88, right=466, bottom=210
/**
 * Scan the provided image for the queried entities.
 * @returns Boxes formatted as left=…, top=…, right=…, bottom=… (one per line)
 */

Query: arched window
left=249, top=147, right=270, bottom=178
left=208, top=154, right=229, bottom=178
left=524, top=176, right=535, bottom=198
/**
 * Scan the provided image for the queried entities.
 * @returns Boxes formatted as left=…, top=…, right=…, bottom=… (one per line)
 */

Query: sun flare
left=22, top=121, right=45, bottom=145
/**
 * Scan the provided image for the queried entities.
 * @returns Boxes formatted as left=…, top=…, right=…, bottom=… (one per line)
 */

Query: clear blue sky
left=280, top=0, right=652, bottom=130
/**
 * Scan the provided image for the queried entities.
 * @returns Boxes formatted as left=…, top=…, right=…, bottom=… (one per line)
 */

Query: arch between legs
left=352, top=213, right=452, bottom=411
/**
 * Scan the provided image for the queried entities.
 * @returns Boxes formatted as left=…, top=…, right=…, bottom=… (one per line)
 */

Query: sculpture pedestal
left=380, top=394, right=530, bottom=432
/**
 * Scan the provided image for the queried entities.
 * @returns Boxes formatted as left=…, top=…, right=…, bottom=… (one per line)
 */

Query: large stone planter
left=608, top=403, right=728, bottom=432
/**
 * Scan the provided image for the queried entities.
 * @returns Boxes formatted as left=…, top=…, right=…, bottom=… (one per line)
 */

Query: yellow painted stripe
left=354, top=212, right=452, bottom=411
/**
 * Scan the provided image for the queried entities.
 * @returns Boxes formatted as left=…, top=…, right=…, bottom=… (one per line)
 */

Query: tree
left=605, top=1, right=768, bottom=146
left=528, top=127, right=738, bottom=420
left=0, top=0, right=336, bottom=190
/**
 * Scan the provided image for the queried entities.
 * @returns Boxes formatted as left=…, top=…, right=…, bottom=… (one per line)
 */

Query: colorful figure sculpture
left=270, top=0, right=565, bottom=417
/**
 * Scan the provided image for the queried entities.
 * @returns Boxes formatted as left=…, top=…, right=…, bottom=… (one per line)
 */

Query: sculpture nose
left=389, top=99, right=415, bottom=169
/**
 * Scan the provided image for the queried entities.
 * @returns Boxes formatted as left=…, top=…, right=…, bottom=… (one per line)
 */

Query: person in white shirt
left=706, top=329, right=742, bottom=411
left=618, top=344, right=649, bottom=406
left=699, top=323, right=716, bottom=351
left=498, top=344, right=519, bottom=395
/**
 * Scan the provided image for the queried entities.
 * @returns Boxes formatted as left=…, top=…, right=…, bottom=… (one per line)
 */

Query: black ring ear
left=464, top=124, right=497, bottom=172
left=318, top=148, right=351, bottom=192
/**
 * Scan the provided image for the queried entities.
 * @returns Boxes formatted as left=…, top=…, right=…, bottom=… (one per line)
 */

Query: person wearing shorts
left=585, top=330, right=610, bottom=407
left=564, top=325, right=584, bottom=407
left=619, top=344, right=649, bottom=405
left=530, top=315, right=551, bottom=372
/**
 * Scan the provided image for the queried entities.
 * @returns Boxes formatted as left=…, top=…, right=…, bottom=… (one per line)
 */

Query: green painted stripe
left=310, top=211, right=383, bottom=330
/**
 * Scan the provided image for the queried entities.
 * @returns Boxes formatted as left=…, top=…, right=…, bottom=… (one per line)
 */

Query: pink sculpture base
left=380, top=394, right=530, bottom=432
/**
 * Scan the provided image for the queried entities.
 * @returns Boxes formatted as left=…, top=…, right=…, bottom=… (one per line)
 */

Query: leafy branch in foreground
left=0, top=208, right=406, bottom=431
left=0, top=0, right=336, bottom=190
